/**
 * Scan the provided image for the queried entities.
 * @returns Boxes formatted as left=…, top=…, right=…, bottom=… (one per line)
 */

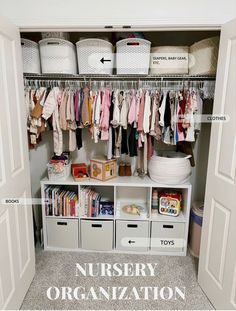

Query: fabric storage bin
left=150, top=46, right=189, bottom=75
left=116, top=220, right=149, bottom=252
left=151, top=221, right=185, bottom=252
left=80, top=219, right=113, bottom=251
left=21, top=39, right=41, bottom=74
left=47, top=161, right=71, bottom=181
left=46, top=218, right=78, bottom=249
left=76, top=39, right=114, bottom=75
left=189, top=36, right=220, bottom=75
left=116, top=38, right=151, bottom=75
left=39, top=38, right=77, bottom=75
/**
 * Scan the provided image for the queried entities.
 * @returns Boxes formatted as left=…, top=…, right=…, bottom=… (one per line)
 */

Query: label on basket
left=150, top=52, right=188, bottom=70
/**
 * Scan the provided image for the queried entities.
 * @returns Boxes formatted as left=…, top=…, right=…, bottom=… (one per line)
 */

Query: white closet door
left=198, top=18, right=236, bottom=310
left=0, top=15, right=35, bottom=309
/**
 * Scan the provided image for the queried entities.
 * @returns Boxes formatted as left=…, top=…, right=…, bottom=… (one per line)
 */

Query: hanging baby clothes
left=24, top=79, right=211, bottom=172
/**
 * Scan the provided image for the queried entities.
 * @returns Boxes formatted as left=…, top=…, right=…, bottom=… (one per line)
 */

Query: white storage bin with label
left=46, top=218, right=79, bottom=249
left=151, top=221, right=185, bottom=252
left=80, top=219, right=113, bottom=251
left=116, top=38, right=151, bottom=75
left=39, top=38, right=77, bottom=75
left=21, top=39, right=41, bottom=74
left=150, top=46, right=189, bottom=75
left=116, top=220, right=149, bottom=252
left=189, top=36, right=220, bottom=75
left=76, top=39, right=114, bottom=75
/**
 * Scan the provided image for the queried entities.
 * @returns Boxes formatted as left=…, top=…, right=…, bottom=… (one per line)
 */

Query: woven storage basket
left=39, top=38, right=77, bottom=75
left=148, top=152, right=192, bottom=185
left=76, top=39, right=114, bottom=75
left=150, top=46, right=189, bottom=75
left=189, top=36, right=220, bottom=75
left=116, top=38, right=151, bottom=75
left=21, top=39, right=41, bottom=74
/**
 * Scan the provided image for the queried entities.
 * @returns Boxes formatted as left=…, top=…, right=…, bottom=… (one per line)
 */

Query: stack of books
left=80, top=187, right=114, bottom=218
left=80, top=187, right=101, bottom=217
left=44, top=186, right=78, bottom=217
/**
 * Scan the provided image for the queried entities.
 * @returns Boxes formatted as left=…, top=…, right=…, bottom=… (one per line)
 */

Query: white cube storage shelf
left=41, top=176, right=191, bottom=255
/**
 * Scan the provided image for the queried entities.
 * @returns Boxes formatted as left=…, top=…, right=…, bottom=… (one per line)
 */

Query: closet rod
left=23, top=74, right=216, bottom=81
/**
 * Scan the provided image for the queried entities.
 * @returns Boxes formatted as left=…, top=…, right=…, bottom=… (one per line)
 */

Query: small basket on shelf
left=47, top=161, right=71, bottom=181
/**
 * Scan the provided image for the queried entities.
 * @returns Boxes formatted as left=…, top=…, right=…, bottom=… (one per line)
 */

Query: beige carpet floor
left=20, top=248, right=213, bottom=310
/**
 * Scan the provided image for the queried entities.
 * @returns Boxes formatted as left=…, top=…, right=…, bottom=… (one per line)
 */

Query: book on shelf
left=44, top=186, right=78, bottom=217
left=80, top=186, right=113, bottom=218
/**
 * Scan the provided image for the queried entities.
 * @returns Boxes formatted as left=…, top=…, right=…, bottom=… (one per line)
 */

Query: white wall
left=0, top=0, right=236, bottom=29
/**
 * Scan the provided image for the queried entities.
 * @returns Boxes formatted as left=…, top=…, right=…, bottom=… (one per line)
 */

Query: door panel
left=0, top=15, right=35, bottom=310
left=198, top=18, right=236, bottom=310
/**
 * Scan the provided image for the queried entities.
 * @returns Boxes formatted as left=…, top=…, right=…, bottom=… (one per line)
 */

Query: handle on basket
left=47, top=41, right=60, bottom=45
left=21, top=42, right=24, bottom=46
left=127, top=42, right=140, bottom=46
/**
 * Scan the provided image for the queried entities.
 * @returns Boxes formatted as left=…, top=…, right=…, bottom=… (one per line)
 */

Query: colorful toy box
left=159, top=191, right=182, bottom=217
left=72, top=163, right=89, bottom=181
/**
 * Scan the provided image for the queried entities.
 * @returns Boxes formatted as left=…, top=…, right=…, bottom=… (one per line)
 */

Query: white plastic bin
left=76, top=39, right=114, bottom=75
left=116, top=38, right=151, bottom=75
left=189, top=36, right=220, bottom=75
left=150, top=46, right=189, bottom=75
left=39, top=38, right=77, bottom=75
left=21, top=39, right=41, bottom=74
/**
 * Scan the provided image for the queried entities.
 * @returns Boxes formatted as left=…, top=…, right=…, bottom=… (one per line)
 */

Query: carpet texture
left=20, top=248, right=213, bottom=310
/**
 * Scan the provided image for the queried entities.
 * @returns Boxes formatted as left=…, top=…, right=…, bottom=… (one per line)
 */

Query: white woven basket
left=76, top=39, right=114, bottom=75
left=21, top=39, right=41, bottom=74
left=189, top=36, right=220, bottom=75
left=148, top=152, right=192, bottom=185
left=150, top=46, right=189, bottom=75
left=39, top=38, right=77, bottom=75
left=116, top=38, right=151, bottom=75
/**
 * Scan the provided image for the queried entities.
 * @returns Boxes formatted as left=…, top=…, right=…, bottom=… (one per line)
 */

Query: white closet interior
left=21, top=29, right=220, bottom=254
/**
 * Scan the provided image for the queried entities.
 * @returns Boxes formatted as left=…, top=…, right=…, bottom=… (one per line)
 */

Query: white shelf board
left=46, top=215, right=80, bottom=219
left=80, top=215, right=114, bottom=220
left=115, top=215, right=149, bottom=221
left=151, top=211, right=186, bottom=223
left=41, top=175, right=192, bottom=188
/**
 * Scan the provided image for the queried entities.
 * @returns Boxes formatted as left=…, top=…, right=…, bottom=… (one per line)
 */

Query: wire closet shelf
left=23, top=74, right=216, bottom=97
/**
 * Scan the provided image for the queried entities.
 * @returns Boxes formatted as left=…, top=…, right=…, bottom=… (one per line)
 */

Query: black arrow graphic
left=128, top=240, right=135, bottom=244
left=100, top=57, right=111, bottom=64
